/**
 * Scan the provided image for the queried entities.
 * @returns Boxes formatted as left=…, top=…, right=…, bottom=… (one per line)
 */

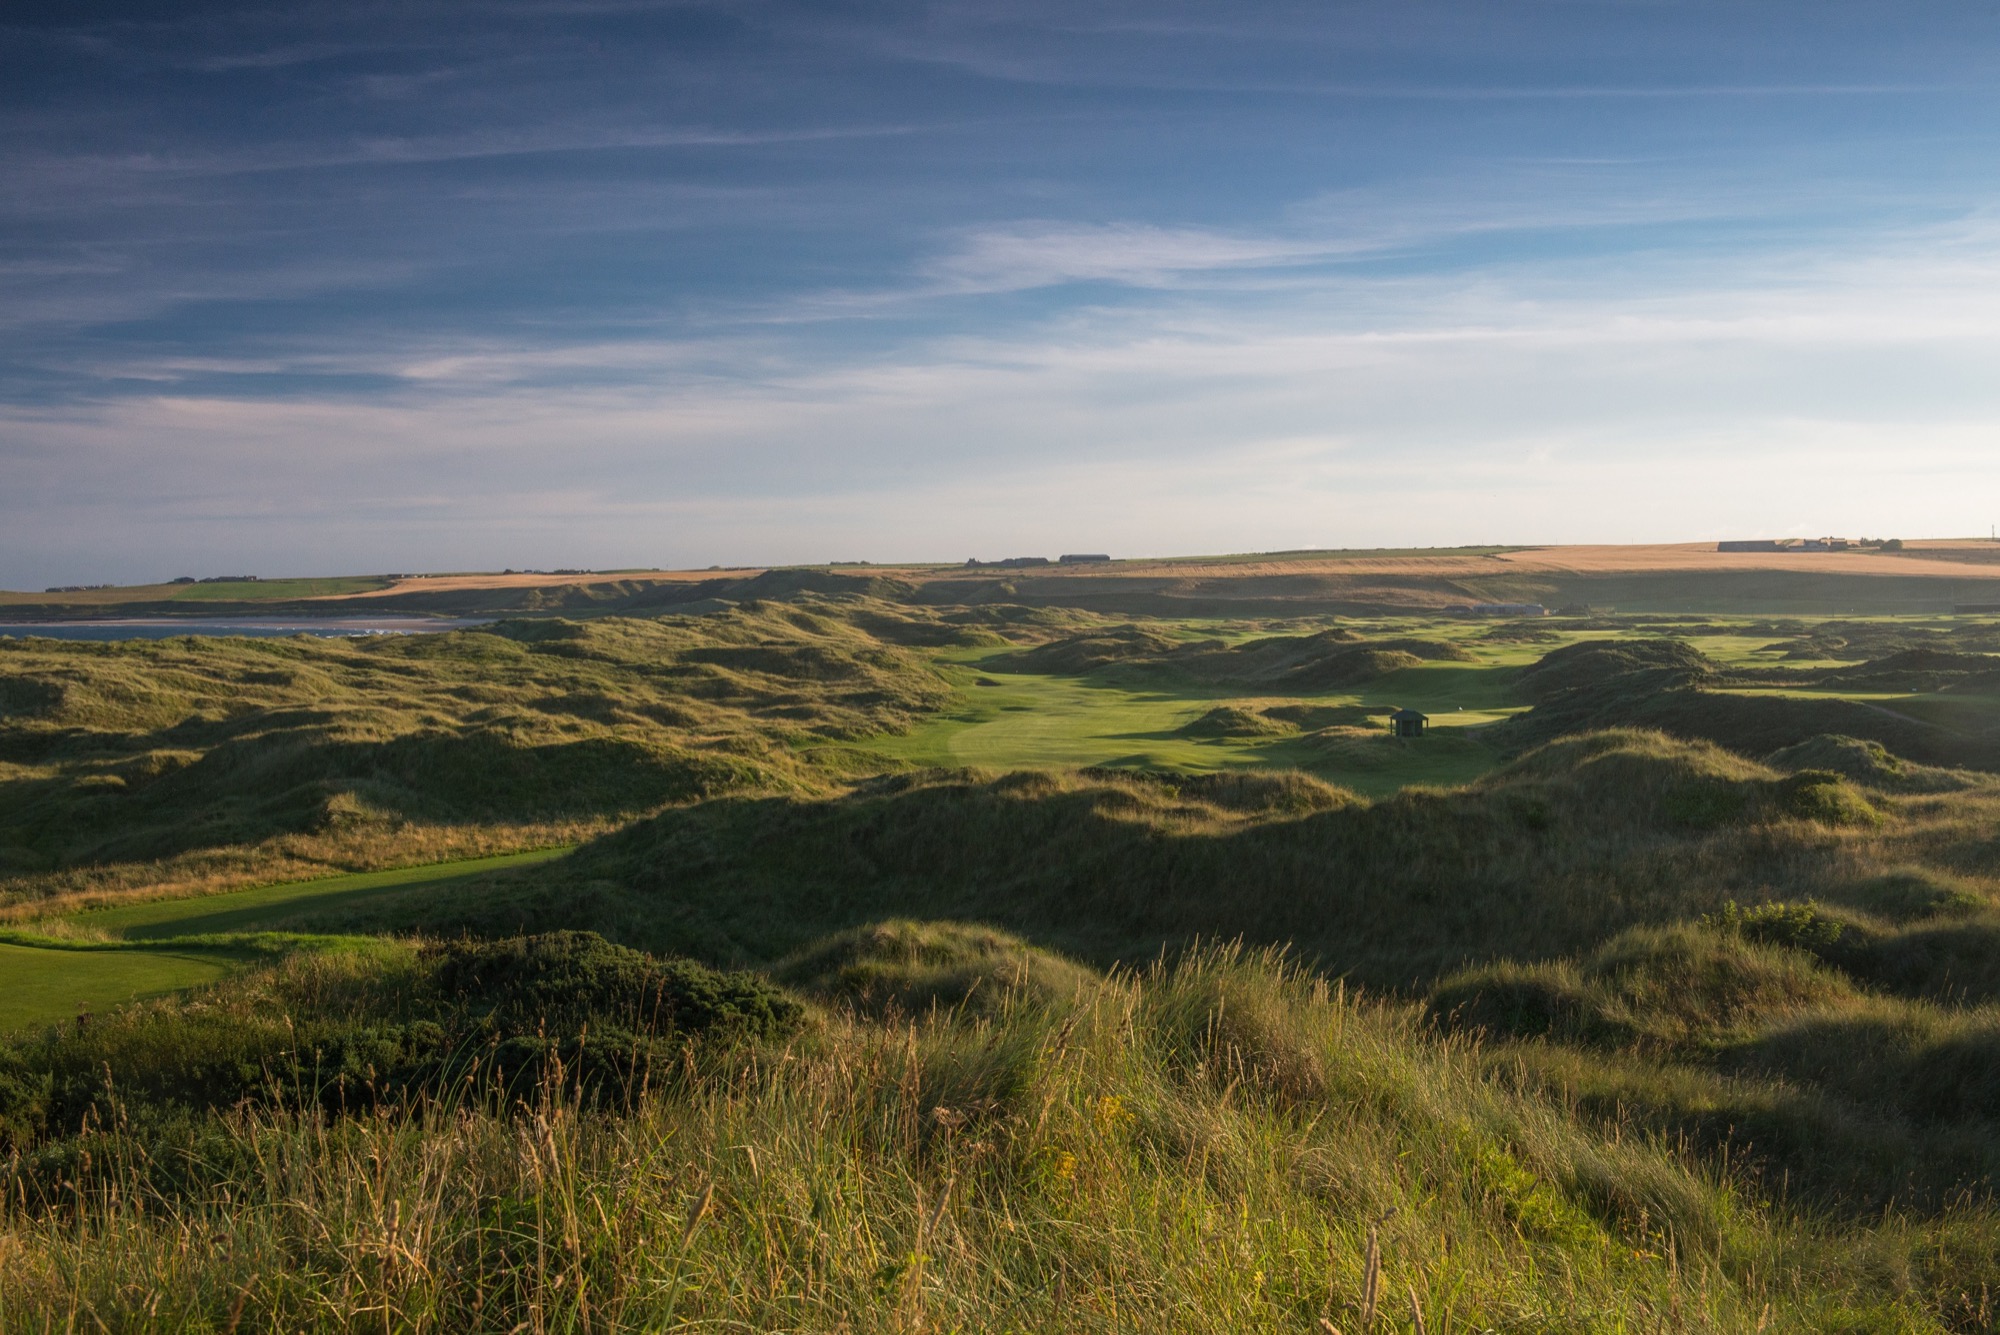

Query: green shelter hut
left=1389, top=707, right=1429, bottom=738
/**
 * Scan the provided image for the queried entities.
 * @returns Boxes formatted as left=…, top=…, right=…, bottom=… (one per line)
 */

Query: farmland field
left=166, top=575, right=395, bottom=601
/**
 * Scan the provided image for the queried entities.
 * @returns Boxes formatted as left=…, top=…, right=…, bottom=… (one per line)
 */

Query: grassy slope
left=0, top=597, right=959, bottom=905
left=0, top=849, right=568, bottom=1031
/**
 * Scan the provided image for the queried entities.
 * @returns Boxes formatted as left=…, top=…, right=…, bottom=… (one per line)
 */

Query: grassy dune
left=317, top=730, right=1996, bottom=981
left=4, top=933, right=1999, bottom=1331
left=8, top=592, right=2000, bottom=1329
left=0, top=598, right=963, bottom=905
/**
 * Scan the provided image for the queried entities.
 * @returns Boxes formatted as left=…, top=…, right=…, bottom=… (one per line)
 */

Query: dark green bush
left=1770, top=770, right=1879, bottom=826
left=424, top=930, right=802, bottom=1038
left=0, top=933, right=803, bottom=1161
left=1708, top=900, right=1851, bottom=954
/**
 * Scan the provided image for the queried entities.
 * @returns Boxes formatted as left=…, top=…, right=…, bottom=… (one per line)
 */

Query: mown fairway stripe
left=0, top=942, right=230, bottom=1032
left=74, top=846, right=571, bottom=939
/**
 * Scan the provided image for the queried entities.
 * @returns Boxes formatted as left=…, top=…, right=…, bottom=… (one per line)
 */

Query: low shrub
left=0, top=932, right=802, bottom=1170
left=774, top=919, right=1097, bottom=1016
left=1770, top=769, right=1880, bottom=826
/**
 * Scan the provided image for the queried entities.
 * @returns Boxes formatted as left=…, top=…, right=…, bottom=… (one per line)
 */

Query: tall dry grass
left=3, top=947, right=1989, bottom=1333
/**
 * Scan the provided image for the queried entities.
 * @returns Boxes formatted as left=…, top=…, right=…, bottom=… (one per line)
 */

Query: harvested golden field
left=1037, top=542, right=2000, bottom=582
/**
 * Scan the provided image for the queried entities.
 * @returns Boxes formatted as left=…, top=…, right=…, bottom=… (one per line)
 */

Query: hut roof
left=1389, top=707, right=1428, bottom=721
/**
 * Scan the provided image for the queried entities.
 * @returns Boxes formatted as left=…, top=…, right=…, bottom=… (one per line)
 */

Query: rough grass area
left=0, top=596, right=959, bottom=903
left=337, top=730, right=1964, bottom=985
left=4, top=944, right=1999, bottom=1332
left=11, top=605, right=2000, bottom=1329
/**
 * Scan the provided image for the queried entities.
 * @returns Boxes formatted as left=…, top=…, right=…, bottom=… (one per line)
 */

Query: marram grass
left=3, top=947, right=1991, bottom=1333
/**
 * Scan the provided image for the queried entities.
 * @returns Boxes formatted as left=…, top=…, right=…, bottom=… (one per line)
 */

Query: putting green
left=74, top=846, right=572, bottom=940
left=0, top=941, right=229, bottom=1033
left=860, top=656, right=1519, bottom=795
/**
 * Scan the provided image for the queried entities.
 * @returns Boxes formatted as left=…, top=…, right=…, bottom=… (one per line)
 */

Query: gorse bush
left=1708, top=896, right=1847, bottom=946
left=0, top=933, right=799, bottom=1184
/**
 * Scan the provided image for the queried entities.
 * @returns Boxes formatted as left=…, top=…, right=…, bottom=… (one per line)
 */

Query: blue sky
left=6, top=1, right=2000, bottom=585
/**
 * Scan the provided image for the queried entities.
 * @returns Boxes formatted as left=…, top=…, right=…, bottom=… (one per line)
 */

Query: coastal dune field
left=9, top=554, right=2000, bottom=1328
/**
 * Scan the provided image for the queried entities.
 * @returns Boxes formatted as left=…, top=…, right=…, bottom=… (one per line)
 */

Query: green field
left=166, top=575, right=395, bottom=601
left=0, top=940, right=229, bottom=1031
left=0, top=848, right=567, bottom=1032
left=72, top=846, right=569, bottom=940
left=857, top=649, right=1521, bottom=794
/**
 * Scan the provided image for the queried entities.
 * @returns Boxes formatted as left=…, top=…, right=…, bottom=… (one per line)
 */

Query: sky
left=6, top=0, right=2000, bottom=587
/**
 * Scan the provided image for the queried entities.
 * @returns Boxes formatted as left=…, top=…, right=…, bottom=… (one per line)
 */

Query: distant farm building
left=1389, top=708, right=1429, bottom=738
left=1719, top=538, right=1855, bottom=553
left=1447, top=603, right=1547, bottom=617
left=1058, top=554, right=1111, bottom=565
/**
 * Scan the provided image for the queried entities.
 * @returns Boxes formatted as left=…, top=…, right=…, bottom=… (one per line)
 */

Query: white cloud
left=9, top=209, right=2000, bottom=587
left=926, top=222, right=1347, bottom=292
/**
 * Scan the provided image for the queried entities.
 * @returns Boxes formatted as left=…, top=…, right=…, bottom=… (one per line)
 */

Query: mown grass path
left=0, top=847, right=570, bottom=1032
